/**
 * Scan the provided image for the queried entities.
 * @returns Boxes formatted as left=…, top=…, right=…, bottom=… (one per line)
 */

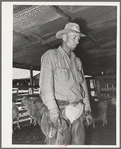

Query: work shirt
left=40, top=46, right=91, bottom=111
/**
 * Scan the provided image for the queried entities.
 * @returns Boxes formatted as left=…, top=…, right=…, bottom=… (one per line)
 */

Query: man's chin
left=69, top=46, right=76, bottom=51
left=71, top=47, right=76, bottom=50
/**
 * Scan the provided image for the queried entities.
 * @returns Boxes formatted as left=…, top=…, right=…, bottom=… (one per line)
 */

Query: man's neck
left=61, top=44, right=71, bottom=57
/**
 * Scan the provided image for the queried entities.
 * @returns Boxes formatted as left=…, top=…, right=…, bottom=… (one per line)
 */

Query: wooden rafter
left=13, top=62, right=40, bottom=70
left=13, top=30, right=33, bottom=42
left=50, top=6, right=74, bottom=21
left=50, top=6, right=101, bottom=44
left=13, top=34, right=57, bottom=52
left=32, top=35, right=55, bottom=48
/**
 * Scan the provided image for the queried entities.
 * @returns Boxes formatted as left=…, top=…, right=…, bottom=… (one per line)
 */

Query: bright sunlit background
left=13, top=68, right=40, bottom=79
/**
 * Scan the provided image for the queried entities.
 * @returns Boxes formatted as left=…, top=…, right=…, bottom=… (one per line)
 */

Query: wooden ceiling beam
left=87, top=11, right=116, bottom=28
left=13, top=62, right=31, bottom=70
left=13, top=31, right=51, bottom=45
left=87, top=48, right=116, bottom=54
left=88, top=52, right=116, bottom=58
left=13, top=34, right=58, bottom=52
left=13, top=62, right=40, bottom=71
left=100, top=41, right=116, bottom=49
left=80, top=40, right=116, bottom=50
left=32, top=34, right=55, bottom=48
left=50, top=6, right=116, bottom=45
left=13, top=30, right=33, bottom=42
left=84, top=55, right=115, bottom=63
left=47, top=6, right=99, bottom=46
left=50, top=6, right=74, bottom=21
left=13, top=32, right=55, bottom=50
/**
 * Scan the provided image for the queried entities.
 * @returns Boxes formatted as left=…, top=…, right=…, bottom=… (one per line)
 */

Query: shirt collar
left=58, top=46, right=75, bottom=60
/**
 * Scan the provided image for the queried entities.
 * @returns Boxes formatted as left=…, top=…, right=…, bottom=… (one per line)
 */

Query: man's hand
left=85, top=110, right=93, bottom=126
left=49, top=107, right=61, bottom=127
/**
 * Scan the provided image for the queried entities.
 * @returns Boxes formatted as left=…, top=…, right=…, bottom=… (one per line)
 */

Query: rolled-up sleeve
left=39, top=51, right=58, bottom=110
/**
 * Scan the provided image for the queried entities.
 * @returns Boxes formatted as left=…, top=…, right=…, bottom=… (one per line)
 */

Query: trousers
left=41, top=100, right=86, bottom=145
left=57, top=99, right=86, bottom=145
left=61, top=111, right=86, bottom=145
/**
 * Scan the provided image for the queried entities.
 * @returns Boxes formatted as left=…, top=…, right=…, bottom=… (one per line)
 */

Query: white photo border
left=2, top=1, right=120, bottom=148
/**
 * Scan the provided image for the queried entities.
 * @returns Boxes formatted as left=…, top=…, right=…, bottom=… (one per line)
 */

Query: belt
left=56, top=99, right=84, bottom=107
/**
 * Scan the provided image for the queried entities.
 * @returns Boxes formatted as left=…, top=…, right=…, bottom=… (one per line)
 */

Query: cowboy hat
left=56, top=22, right=86, bottom=39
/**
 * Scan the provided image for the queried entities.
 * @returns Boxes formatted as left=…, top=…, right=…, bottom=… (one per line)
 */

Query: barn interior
left=12, top=4, right=117, bottom=145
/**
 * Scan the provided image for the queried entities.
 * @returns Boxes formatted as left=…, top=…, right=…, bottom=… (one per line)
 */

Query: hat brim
left=56, top=28, right=86, bottom=39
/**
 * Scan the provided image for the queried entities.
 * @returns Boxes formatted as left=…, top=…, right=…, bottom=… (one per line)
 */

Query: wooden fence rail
left=13, top=88, right=40, bottom=128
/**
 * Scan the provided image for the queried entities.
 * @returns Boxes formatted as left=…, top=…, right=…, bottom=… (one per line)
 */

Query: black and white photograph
left=2, top=1, right=120, bottom=148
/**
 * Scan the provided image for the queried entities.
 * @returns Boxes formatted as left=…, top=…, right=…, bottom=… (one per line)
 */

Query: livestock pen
left=12, top=75, right=117, bottom=145
left=12, top=101, right=116, bottom=145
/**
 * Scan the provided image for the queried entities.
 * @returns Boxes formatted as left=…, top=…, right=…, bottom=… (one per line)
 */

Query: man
left=39, top=22, right=92, bottom=145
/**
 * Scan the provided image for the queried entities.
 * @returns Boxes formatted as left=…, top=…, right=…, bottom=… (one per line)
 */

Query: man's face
left=64, top=31, right=81, bottom=51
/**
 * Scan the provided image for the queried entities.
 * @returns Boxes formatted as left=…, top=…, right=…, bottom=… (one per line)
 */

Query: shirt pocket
left=56, top=68, right=70, bottom=82
left=77, top=70, right=84, bottom=84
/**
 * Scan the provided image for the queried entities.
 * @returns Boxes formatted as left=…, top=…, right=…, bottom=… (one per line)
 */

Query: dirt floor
left=12, top=105, right=116, bottom=145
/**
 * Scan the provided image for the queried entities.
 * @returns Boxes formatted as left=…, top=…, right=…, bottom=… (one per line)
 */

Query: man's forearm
left=82, top=80, right=91, bottom=112
left=40, top=52, right=58, bottom=110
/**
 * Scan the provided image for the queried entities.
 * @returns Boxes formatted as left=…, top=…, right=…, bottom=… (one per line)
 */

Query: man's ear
left=62, top=34, right=67, bottom=41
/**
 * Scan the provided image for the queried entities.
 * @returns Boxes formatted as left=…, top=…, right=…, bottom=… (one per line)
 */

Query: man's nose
left=76, top=39, right=79, bottom=44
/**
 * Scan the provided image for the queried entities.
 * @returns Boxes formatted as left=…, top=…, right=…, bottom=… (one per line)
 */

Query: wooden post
left=29, top=66, right=33, bottom=95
